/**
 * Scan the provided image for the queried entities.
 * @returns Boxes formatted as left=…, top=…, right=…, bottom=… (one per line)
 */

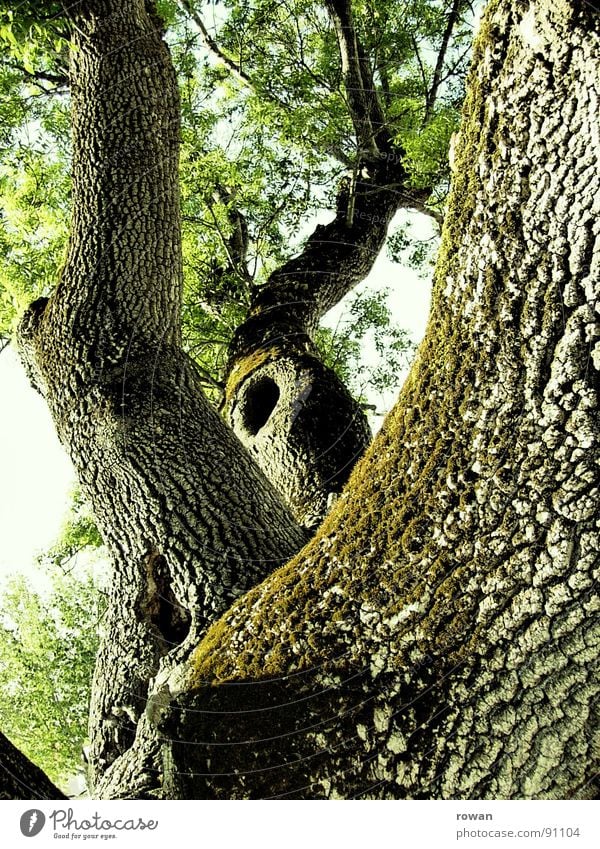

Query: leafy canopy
left=0, top=569, right=105, bottom=788
left=0, top=0, right=475, bottom=399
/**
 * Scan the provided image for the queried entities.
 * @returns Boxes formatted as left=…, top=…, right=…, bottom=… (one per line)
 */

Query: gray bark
left=17, top=0, right=306, bottom=796
left=12, top=0, right=599, bottom=801
left=325, top=0, right=387, bottom=157
left=223, top=116, right=430, bottom=529
left=221, top=0, right=437, bottom=528
left=159, top=0, right=600, bottom=799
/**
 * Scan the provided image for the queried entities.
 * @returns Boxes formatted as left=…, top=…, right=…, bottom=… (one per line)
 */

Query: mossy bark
left=162, top=0, right=600, bottom=799
left=12, top=0, right=599, bottom=800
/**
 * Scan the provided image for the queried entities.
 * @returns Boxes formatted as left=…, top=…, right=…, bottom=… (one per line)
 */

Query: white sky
left=0, top=347, right=75, bottom=581
left=0, top=209, right=434, bottom=582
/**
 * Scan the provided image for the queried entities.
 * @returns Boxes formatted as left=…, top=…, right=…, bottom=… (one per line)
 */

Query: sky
left=0, top=346, right=75, bottom=583
left=0, top=209, right=434, bottom=585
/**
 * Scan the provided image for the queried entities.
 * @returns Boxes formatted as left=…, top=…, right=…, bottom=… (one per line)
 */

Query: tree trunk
left=14, top=0, right=599, bottom=800
left=17, top=0, right=307, bottom=796
left=0, top=730, right=67, bottom=800
left=157, top=0, right=600, bottom=799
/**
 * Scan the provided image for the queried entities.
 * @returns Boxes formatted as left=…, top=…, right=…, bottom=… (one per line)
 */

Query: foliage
left=0, top=3, right=69, bottom=82
left=0, top=127, right=70, bottom=333
left=0, top=487, right=107, bottom=787
left=316, top=287, right=416, bottom=403
left=387, top=215, right=440, bottom=277
left=0, top=564, right=106, bottom=788
left=39, top=488, right=105, bottom=572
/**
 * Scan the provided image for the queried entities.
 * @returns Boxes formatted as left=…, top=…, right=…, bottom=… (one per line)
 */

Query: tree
left=2, top=0, right=599, bottom=800
left=1, top=0, right=466, bottom=526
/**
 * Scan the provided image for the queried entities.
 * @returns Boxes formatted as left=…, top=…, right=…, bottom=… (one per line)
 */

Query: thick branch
left=0, top=730, right=67, bottom=800
left=227, top=156, right=412, bottom=367
left=61, top=0, right=182, bottom=349
left=157, top=0, right=600, bottom=801
left=17, top=0, right=309, bottom=794
left=220, top=138, right=439, bottom=528
left=221, top=155, right=415, bottom=528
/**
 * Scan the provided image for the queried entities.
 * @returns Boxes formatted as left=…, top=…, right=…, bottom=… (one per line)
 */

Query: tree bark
left=0, top=730, right=67, bottom=800
left=17, top=0, right=307, bottom=796
left=158, top=0, right=600, bottom=799
left=325, top=0, right=388, bottom=157
left=14, top=0, right=599, bottom=801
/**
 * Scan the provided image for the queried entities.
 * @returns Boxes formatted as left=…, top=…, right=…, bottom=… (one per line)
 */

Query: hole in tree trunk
left=154, top=582, right=191, bottom=649
left=145, top=553, right=191, bottom=650
left=242, top=376, right=280, bottom=436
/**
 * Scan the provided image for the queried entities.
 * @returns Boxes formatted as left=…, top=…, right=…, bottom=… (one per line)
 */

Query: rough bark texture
left=17, top=0, right=306, bottom=797
left=158, top=0, right=600, bottom=799
left=0, top=730, right=67, bottom=800
left=12, top=0, right=599, bottom=801
left=325, top=0, right=389, bottom=157
left=226, top=353, right=371, bottom=529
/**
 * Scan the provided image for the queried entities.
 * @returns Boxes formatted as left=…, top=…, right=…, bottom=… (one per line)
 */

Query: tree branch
left=325, top=0, right=387, bottom=157
left=410, top=33, right=429, bottom=103
left=425, top=0, right=463, bottom=123
left=209, top=185, right=252, bottom=284
left=18, top=1, right=309, bottom=793
left=0, top=729, right=67, bottom=800
left=176, top=0, right=254, bottom=89
left=0, top=58, right=69, bottom=89
left=228, top=154, right=412, bottom=366
left=177, top=0, right=353, bottom=169
left=57, top=0, right=183, bottom=348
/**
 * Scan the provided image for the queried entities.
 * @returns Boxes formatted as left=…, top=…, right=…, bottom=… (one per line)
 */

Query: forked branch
left=425, top=0, right=464, bottom=123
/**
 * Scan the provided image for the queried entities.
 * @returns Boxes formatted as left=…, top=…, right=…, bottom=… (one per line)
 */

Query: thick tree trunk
left=17, top=0, right=306, bottom=796
left=157, top=0, right=600, bottom=799
left=14, top=0, right=599, bottom=801
left=0, top=730, right=67, bottom=800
